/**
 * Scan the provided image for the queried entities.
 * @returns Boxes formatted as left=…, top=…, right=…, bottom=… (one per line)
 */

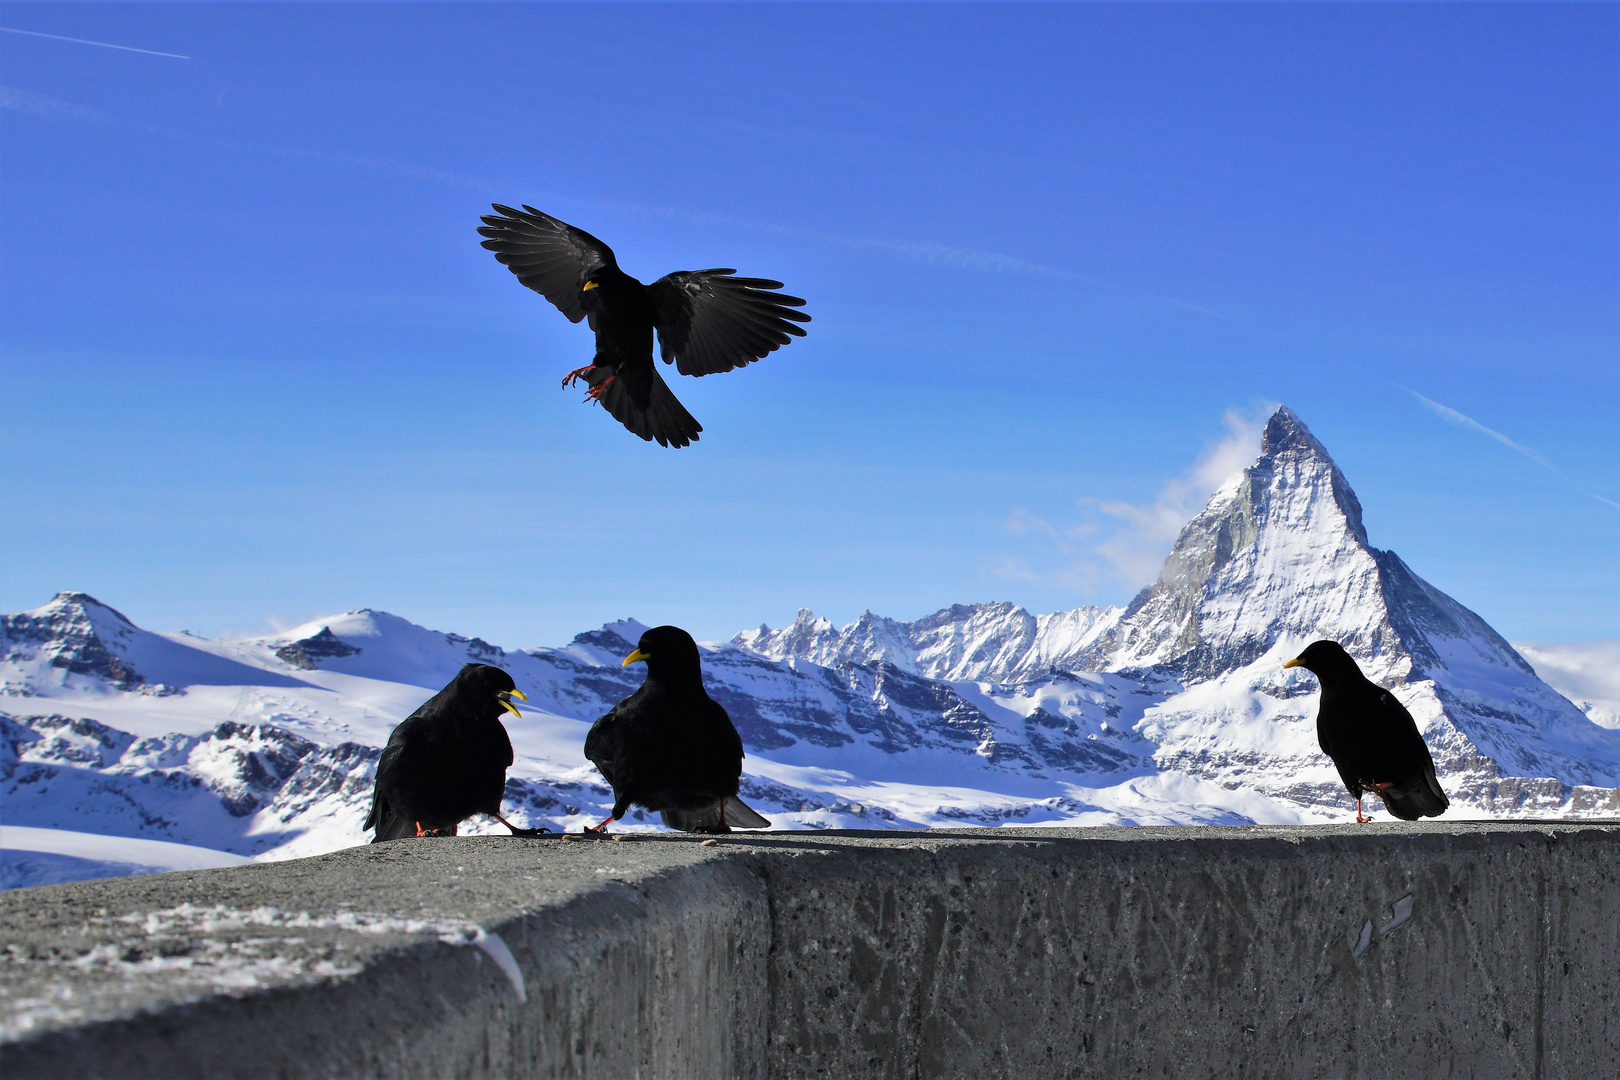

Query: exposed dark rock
left=0, top=593, right=145, bottom=690
left=275, top=628, right=362, bottom=670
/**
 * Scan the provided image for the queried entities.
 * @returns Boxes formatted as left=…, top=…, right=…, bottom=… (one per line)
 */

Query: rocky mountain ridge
left=5, top=408, right=1618, bottom=875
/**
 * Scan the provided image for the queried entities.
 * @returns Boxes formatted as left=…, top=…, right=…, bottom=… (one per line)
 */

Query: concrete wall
left=3, top=822, right=1615, bottom=1079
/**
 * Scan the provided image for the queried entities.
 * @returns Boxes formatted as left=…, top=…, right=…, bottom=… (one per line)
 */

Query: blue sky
left=2, top=3, right=1616, bottom=646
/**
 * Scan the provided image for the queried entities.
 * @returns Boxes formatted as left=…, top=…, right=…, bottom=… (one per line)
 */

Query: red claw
left=561, top=364, right=595, bottom=389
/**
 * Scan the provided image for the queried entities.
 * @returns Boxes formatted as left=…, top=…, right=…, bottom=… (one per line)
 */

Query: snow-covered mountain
left=741, top=408, right=1620, bottom=815
left=5, top=407, right=1617, bottom=887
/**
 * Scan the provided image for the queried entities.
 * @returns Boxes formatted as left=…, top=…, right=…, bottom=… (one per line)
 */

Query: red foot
left=561, top=364, right=595, bottom=389
left=584, top=814, right=617, bottom=834
left=584, top=375, right=616, bottom=402
left=1374, top=782, right=1394, bottom=789
left=415, top=821, right=427, bottom=837
left=1354, top=796, right=1371, bottom=824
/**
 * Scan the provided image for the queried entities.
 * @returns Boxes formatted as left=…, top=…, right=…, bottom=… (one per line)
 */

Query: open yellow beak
left=1283, top=658, right=1303, bottom=669
left=582, top=280, right=599, bottom=292
left=498, top=688, right=527, bottom=718
left=622, top=648, right=649, bottom=667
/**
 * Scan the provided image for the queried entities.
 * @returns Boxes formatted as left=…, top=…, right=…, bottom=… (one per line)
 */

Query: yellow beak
left=498, top=688, right=526, bottom=718
left=509, top=688, right=528, bottom=702
left=582, top=280, right=599, bottom=291
left=1283, top=658, right=1303, bottom=669
left=622, top=648, right=649, bottom=667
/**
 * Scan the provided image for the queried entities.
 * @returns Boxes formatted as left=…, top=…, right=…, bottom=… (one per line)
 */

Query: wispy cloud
left=0, top=84, right=110, bottom=123
left=569, top=200, right=1232, bottom=322
left=0, top=77, right=1226, bottom=323
left=996, top=407, right=1272, bottom=596
left=0, top=26, right=189, bottom=59
left=0, top=84, right=496, bottom=192
left=1088, top=409, right=1270, bottom=584
left=1405, top=389, right=1620, bottom=512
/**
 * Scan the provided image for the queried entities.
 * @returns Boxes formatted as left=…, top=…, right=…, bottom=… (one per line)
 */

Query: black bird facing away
left=478, top=205, right=810, bottom=448
left=1285, top=640, right=1449, bottom=822
left=366, top=663, right=549, bottom=841
left=584, top=625, right=771, bottom=834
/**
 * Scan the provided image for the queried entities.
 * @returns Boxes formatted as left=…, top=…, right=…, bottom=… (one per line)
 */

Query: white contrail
left=1405, top=388, right=1620, bottom=511
left=0, top=26, right=189, bottom=59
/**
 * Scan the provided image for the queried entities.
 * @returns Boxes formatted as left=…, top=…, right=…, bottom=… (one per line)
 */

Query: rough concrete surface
left=1, top=822, right=1615, bottom=1079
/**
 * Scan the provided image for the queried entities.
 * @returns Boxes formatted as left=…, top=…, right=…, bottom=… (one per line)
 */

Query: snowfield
left=5, top=408, right=1617, bottom=888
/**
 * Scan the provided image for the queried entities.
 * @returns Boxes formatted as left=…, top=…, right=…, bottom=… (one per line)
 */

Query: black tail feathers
left=592, top=366, right=702, bottom=448
left=1376, top=767, right=1449, bottom=821
left=661, top=796, right=772, bottom=833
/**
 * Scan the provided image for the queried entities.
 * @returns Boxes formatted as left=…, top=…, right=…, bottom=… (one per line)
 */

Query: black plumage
left=477, top=205, right=811, bottom=448
left=583, top=625, right=771, bottom=833
left=1285, top=640, right=1449, bottom=822
left=365, top=663, right=547, bottom=841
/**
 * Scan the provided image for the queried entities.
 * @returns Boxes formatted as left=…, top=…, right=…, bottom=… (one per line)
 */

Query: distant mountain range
left=4, top=407, right=1616, bottom=881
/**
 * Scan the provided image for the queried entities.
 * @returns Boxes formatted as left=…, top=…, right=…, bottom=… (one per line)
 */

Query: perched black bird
left=583, top=625, right=771, bottom=833
left=477, top=205, right=810, bottom=448
left=1285, top=640, right=1449, bottom=822
left=365, top=663, right=548, bottom=841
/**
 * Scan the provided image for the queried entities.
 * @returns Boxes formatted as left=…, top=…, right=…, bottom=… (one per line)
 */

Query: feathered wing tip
left=661, top=797, right=772, bottom=833
left=1378, top=767, right=1450, bottom=821
left=721, top=797, right=772, bottom=829
left=590, top=365, right=703, bottom=448
left=648, top=269, right=812, bottom=377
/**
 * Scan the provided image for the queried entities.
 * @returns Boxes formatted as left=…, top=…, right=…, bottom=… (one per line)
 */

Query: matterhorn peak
left=1100, top=407, right=1372, bottom=676
left=1094, top=404, right=1552, bottom=700
left=1250, top=406, right=1369, bottom=545
left=1259, top=404, right=1331, bottom=459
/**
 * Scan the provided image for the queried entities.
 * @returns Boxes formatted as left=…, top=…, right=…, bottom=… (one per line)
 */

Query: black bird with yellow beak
left=478, top=205, right=810, bottom=448
left=583, top=625, right=771, bottom=833
left=366, top=663, right=549, bottom=841
left=1285, top=640, right=1449, bottom=823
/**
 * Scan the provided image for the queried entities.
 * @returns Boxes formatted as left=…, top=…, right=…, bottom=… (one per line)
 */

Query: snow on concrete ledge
left=2, top=822, right=1617, bottom=1079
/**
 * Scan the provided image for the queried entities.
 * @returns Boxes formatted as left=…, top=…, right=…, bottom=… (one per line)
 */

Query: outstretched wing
left=477, top=205, right=618, bottom=324
left=647, top=270, right=810, bottom=376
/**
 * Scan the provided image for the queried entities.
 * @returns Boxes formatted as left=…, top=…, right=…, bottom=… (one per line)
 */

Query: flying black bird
left=1285, top=640, right=1449, bottom=822
left=366, top=663, right=548, bottom=841
left=583, top=625, right=771, bottom=834
left=477, top=205, right=810, bottom=448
